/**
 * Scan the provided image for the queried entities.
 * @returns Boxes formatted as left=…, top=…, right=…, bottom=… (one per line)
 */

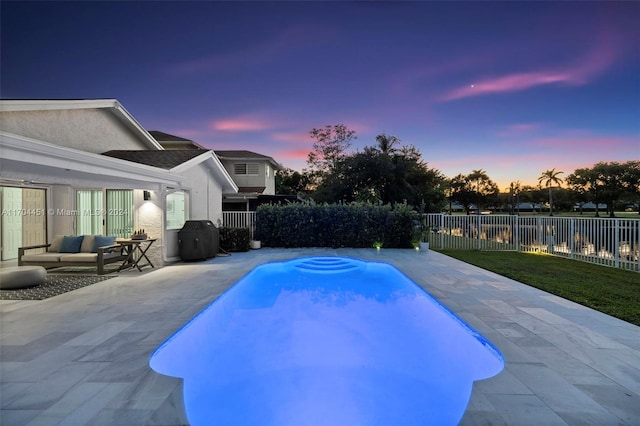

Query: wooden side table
left=116, top=238, right=158, bottom=272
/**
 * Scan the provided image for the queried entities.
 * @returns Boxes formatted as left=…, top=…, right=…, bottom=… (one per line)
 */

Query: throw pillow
left=92, top=235, right=116, bottom=253
left=59, top=235, right=84, bottom=253
left=80, top=235, right=95, bottom=253
left=49, top=235, right=65, bottom=252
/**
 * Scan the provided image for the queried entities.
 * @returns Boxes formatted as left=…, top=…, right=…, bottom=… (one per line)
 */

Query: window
left=234, top=163, right=260, bottom=175
left=76, top=189, right=134, bottom=238
left=166, top=191, right=188, bottom=230
left=234, top=163, right=246, bottom=175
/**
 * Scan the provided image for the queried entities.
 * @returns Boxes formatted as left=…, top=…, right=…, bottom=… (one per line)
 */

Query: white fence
left=221, top=211, right=639, bottom=272
left=222, top=212, right=256, bottom=239
left=425, top=214, right=640, bottom=272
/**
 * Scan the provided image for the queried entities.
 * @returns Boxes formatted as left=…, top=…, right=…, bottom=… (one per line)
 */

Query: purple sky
left=2, top=1, right=639, bottom=189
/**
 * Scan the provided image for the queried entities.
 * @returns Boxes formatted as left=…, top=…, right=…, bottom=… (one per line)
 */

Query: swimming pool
left=150, top=257, right=504, bottom=425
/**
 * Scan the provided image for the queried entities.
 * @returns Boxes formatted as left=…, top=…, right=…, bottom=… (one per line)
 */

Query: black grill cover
left=178, top=220, right=219, bottom=261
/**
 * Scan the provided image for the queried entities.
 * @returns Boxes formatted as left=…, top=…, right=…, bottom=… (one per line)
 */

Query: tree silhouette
left=538, top=168, right=564, bottom=216
left=374, top=132, right=400, bottom=156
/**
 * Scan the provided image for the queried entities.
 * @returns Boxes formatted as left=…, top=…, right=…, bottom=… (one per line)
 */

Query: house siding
left=0, top=109, right=149, bottom=153
left=220, top=160, right=276, bottom=195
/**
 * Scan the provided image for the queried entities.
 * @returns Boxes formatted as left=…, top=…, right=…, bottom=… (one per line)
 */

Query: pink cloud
left=440, top=32, right=619, bottom=102
left=275, top=149, right=310, bottom=160
left=495, top=122, right=544, bottom=138
left=271, top=131, right=313, bottom=144
left=211, top=118, right=271, bottom=132
left=441, top=71, right=576, bottom=101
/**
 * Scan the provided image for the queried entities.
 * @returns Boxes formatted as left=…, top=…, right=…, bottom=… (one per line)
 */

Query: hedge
left=219, top=227, right=250, bottom=252
left=254, top=202, right=418, bottom=248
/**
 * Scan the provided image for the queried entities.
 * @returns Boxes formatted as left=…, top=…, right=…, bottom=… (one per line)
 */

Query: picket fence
left=222, top=211, right=639, bottom=272
left=425, top=214, right=640, bottom=272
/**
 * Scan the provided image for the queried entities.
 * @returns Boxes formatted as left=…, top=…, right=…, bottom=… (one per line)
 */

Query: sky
left=2, top=1, right=639, bottom=190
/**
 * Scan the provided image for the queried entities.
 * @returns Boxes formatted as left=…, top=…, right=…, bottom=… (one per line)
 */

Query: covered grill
left=178, top=220, right=219, bottom=261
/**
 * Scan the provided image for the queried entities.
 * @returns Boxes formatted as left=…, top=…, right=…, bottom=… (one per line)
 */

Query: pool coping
left=1, top=248, right=639, bottom=425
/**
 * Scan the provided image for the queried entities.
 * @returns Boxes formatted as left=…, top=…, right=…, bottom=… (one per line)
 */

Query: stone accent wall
left=136, top=191, right=164, bottom=268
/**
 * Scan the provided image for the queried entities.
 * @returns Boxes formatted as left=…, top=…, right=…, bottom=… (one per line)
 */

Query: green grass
left=436, top=250, right=640, bottom=326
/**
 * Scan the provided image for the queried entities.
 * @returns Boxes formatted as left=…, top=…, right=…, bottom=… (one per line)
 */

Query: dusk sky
left=2, top=1, right=638, bottom=190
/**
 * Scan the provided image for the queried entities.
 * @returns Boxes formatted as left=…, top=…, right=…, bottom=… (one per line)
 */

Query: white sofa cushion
left=22, top=253, right=62, bottom=262
left=59, top=253, right=98, bottom=263
left=80, top=235, right=96, bottom=253
left=59, top=252, right=122, bottom=263
left=49, top=235, right=65, bottom=252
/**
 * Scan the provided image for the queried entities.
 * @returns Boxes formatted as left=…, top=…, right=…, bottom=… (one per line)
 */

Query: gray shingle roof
left=102, top=150, right=208, bottom=169
left=148, top=130, right=193, bottom=142
left=214, top=150, right=281, bottom=169
left=214, top=150, right=273, bottom=160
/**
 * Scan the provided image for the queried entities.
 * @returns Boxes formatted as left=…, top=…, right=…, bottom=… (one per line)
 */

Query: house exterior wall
left=164, top=163, right=224, bottom=261
left=0, top=109, right=149, bottom=153
left=135, top=191, right=164, bottom=268
left=219, top=159, right=275, bottom=195
left=49, top=185, right=76, bottom=237
left=265, top=163, right=276, bottom=195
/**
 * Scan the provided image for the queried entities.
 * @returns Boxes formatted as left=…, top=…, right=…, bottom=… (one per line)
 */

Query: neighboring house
left=148, top=130, right=207, bottom=150
left=0, top=99, right=236, bottom=265
left=573, top=202, right=608, bottom=211
left=150, top=131, right=289, bottom=211
left=214, top=150, right=282, bottom=211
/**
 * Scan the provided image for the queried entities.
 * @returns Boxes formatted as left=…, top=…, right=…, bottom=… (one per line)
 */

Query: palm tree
left=538, top=169, right=564, bottom=216
left=375, top=133, right=400, bottom=156
left=509, top=180, right=521, bottom=215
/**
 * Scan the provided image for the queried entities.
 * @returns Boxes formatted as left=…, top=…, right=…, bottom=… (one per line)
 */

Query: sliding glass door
left=106, top=190, right=133, bottom=238
left=0, top=186, right=46, bottom=260
left=76, top=190, right=103, bottom=235
left=76, top=189, right=133, bottom=238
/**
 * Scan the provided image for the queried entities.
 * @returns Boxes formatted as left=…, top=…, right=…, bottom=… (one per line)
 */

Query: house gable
left=102, top=150, right=237, bottom=193
left=215, top=150, right=280, bottom=196
left=0, top=99, right=162, bottom=153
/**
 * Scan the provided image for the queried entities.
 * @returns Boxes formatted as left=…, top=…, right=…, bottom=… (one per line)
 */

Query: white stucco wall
left=164, top=163, right=224, bottom=261
left=49, top=185, right=76, bottom=237
left=0, top=109, right=149, bottom=152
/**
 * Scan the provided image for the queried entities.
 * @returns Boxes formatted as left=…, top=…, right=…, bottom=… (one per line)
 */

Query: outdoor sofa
left=18, top=235, right=128, bottom=275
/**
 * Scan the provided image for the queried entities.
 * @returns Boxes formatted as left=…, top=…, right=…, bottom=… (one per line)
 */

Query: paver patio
left=1, top=248, right=639, bottom=425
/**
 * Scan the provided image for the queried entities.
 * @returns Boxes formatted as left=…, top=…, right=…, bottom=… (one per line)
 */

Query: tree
left=311, top=133, right=446, bottom=211
left=566, top=161, right=635, bottom=217
left=374, top=132, right=400, bottom=156
left=538, top=168, right=564, bottom=216
left=509, top=181, right=521, bottom=214
left=275, top=167, right=312, bottom=196
left=306, top=124, right=356, bottom=175
left=450, top=170, right=499, bottom=214
left=621, top=160, right=640, bottom=214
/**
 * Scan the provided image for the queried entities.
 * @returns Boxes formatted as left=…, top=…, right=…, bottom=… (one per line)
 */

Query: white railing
left=222, top=211, right=639, bottom=271
left=222, top=212, right=256, bottom=239
left=426, top=214, right=640, bottom=272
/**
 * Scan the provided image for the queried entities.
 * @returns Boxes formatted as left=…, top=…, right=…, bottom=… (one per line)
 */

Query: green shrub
left=219, top=227, right=250, bottom=252
left=255, top=202, right=417, bottom=248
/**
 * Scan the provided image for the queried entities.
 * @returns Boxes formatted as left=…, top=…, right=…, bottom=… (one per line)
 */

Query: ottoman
left=0, top=266, right=47, bottom=289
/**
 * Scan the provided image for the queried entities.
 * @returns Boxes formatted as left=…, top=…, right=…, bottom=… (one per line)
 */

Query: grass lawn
left=436, top=250, right=640, bottom=326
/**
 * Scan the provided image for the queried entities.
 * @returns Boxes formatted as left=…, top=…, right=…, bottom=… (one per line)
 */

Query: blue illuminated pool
left=150, top=257, right=504, bottom=425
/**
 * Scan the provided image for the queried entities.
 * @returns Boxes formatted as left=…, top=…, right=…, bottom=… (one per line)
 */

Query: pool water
left=150, top=257, right=504, bottom=425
